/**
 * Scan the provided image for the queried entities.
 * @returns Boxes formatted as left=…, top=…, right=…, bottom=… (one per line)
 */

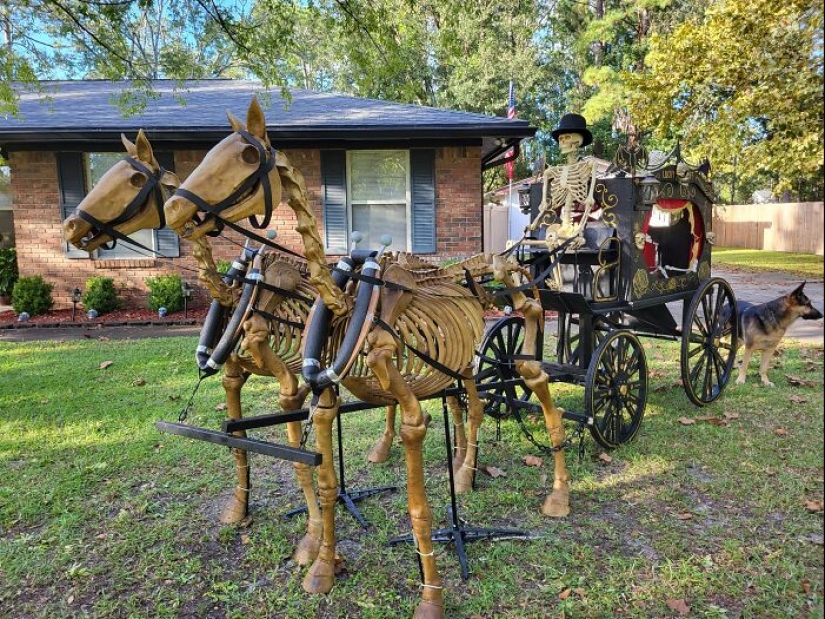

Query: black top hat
left=551, top=113, right=593, bottom=147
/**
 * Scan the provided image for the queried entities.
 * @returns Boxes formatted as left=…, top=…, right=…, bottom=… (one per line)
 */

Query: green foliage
left=145, top=273, right=183, bottom=313
left=215, top=259, right=231, bottom=275
left=10, top=275, right=53, bottom=315
left=82, top=276, right=123, bottom=315
left=0, top=247, right=19, bottom=296
left=628, top=0, right=824, bottom=199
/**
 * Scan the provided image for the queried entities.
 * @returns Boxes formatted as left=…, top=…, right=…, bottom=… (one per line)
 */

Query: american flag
left=505, top=81, right=516, bottom=181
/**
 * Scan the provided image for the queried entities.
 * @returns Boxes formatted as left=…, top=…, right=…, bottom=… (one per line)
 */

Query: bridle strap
left=174, top=129, right=276, bottom=233
left=74, top=156, right=169, bottom=252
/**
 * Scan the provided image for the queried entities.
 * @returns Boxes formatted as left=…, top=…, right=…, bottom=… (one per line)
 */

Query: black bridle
left=174, top=130, right=276, bottom=236
left=172, top=129, right=306, bottom=259
left=75, top=155, right=169, bottom=252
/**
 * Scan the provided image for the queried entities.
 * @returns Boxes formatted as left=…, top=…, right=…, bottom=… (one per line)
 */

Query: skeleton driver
left=527, top=113, right=599, bottom=250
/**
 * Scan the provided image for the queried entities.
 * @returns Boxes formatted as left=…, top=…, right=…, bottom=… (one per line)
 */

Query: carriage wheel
left=475, top=316, right=533, bottom=419
left=585, top=329, right=647, bottom=449
left=681, top=278, right=739, bottom=406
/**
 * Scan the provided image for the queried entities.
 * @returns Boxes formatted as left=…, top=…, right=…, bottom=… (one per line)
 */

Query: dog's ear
left=791, top=281, right=807, bottom=297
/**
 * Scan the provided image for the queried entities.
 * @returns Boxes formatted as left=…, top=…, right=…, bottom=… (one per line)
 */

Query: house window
left=348, top=150, right=409, bottom=252
left=58, top=151, right=179, bottom=259
left=0, top=165, right=14, bottom=249
left=322, top=149, right=436, bottom=255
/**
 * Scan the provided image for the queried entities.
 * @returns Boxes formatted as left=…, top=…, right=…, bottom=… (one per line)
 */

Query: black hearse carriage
left=475, top=145, right=739, bottom=449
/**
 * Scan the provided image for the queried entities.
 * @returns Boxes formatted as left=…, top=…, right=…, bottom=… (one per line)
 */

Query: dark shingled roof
left=0, top=80, right=535, bottom=162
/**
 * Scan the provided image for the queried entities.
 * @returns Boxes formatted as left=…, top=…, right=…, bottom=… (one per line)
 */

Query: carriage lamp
left=638, top=173, right=661, bottom=207
left=517, top=183, right=532, bottom=214
left=71, top=287, right=82, bottom=321
left=181, top=281, right=193, bottom=318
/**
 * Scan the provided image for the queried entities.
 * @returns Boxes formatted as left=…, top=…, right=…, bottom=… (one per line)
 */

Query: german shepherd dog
left=733, top=282, right=823, bottom=386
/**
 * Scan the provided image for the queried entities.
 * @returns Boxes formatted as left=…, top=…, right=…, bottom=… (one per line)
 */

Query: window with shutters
left=322, top=149, right=436, bottom=255
left=347, top=150, right=409, bottom=252
left=59, top=151, right=179, bottom=259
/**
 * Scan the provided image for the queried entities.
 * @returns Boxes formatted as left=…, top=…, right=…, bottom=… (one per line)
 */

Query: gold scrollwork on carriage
left=594, top=182, right=619, bottom=227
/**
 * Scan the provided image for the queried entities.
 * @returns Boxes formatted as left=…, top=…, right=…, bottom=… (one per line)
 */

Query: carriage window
left=347, top=151, right=410, bottom=252
left=86, top=153, right=156, bottom=259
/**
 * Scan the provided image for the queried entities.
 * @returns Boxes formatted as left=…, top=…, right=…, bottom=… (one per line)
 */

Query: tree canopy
left=1, top=0, right=822, bottom=200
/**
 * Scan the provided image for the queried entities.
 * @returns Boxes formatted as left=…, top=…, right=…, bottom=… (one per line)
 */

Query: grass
left=1, top=333, right=823, bottom=618
left=713, top=247, right=824, bottom=279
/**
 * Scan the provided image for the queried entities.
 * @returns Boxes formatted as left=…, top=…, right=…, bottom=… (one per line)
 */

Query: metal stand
left=283, top=409, right=396, bottom=528
left=389, top=393, right=532, bottom=581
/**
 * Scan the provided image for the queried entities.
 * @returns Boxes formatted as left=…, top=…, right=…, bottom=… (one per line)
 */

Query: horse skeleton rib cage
left=163, top=97, right=573, bottom=619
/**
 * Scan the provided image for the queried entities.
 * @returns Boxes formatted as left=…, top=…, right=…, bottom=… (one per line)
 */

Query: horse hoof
left=302, top=558, right=335, bottom=594
left=218, top=497, right=248, bottom=524
left=454, top=465, right=474, bottom=493
left=541, top=489, right=570, bottom=518
left=413, top=599, right=444, bottom=619
left=367, top=438, right=392, bottom=464
left=293, top=532, right=321, bottom=566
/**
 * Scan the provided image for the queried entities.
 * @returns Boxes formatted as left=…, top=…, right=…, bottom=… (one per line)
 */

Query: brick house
left=0, top=80, right=534, bottom=309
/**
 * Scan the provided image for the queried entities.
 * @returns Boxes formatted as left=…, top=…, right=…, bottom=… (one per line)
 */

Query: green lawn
left=714, top=247, right=824, bottom=279
left=1, top=334, right=823, bottom=618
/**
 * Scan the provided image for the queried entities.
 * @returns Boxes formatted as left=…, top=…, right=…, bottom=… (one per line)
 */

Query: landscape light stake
left=71, top=287, right=82, bottom=321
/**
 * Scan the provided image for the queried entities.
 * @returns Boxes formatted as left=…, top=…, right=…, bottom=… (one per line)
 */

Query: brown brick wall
left=9, top=145, right=481, bottom=309
left=435, top=146, right=483, bottom=257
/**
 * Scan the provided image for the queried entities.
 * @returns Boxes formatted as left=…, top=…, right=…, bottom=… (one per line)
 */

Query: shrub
left=11, top=275, right=54, bottom=316
left=0, top=247, right=19, bottom=297
left=83, top=277, right=123, bottom=315
left=216, top=259, right=232, bottom=275
left=145, top=274, right=183, bottom=313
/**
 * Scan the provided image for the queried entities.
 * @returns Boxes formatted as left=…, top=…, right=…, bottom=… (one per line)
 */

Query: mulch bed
left=0, top=306, right=209, bottom=329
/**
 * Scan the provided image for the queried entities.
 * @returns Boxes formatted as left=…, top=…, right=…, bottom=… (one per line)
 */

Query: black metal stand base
left=283, top=409, right=396, bottom=529
left=389, top=392, right=532, bottom=581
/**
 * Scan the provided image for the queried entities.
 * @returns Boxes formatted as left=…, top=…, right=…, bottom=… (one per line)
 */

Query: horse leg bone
left=302, top=388, right=341, bottom=594
left=368, top=404, right=397, bottom=464
left=219, top=358, right=250, bottom=524
left=446, top=396, right=467, bottom=472
left=367, top=329, right=444, bottom=619
left=454, top=375, right=485, bottom=493
left=517, top=359, right=571, bottom=518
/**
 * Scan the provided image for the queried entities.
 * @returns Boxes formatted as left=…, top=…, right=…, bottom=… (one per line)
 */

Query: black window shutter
left=410, top=149, right=436, bottom=253
left=154, top=151, right=179, bottom=258
left=321, top=150, right=348, bottom=253
left=57, top=152, right=89, bottom=258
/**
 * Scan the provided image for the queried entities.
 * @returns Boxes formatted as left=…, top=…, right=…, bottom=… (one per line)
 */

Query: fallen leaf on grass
left=704, top=417, right=728, bottom=427
left=597, top=452, right=612, bottom=464
left=132, top=378, right=146, bottom=387
left=774, top=427, right=788, bottom=436
left=786, top=375, right=816, bottom=387
left=99, top=360, right=113, bottom=370
left=558, top=588, right=571, bottom=600
left=801, top=579, right=811, bottom=595
left=804, top=499, right=824, bottom=513
left=723, top=412, right=740, bottom=420
left=215, top=402, right=227, bottom=411
left=677, top=417, right=696, bottom=425
left=522, top=455, right=543, bottom=468
left=676, top=512, right=693, bottom=521
left=789, top=395, right=807, bottom=404
left=666, top=599, right=691, bottom=616
left=241, top=534, right=251, bottom=545
left=98, top=335, right=110, bottom=341
left=481, top=465, right=507, bottom=478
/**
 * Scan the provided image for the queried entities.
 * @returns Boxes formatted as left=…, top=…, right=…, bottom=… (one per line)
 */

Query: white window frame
left=346, top=150, right=412, bottom=251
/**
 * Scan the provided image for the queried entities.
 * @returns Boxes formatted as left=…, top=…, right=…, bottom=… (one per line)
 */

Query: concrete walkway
left=1, top=267, right=822, bottom=345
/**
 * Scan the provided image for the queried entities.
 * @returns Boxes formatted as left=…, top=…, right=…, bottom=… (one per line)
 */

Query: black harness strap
left=251, top=306, right=306, bottom=331
left=74, top=156, right=169, bottom=253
